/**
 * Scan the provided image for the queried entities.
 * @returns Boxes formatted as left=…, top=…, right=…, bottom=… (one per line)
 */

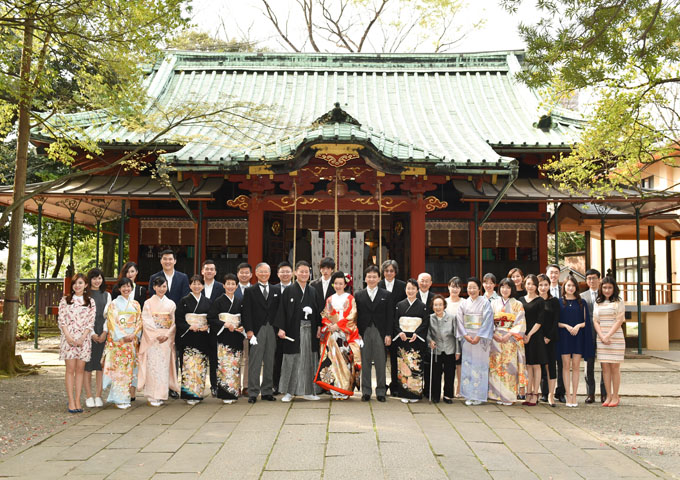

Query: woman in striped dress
left=593, top=276, right=625, bottom=407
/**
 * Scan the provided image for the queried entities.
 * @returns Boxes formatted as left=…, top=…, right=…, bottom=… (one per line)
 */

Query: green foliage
left=503, top=0, right=680, bottom=196
left=167, top=30, right=264, bottom=52
left=16, top=305, right=34, bottom=340
left=548, top=232, right=586, bottom=265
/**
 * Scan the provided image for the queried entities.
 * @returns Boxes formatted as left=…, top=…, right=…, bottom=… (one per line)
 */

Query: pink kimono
left=138, top=295, right=178, bottom=400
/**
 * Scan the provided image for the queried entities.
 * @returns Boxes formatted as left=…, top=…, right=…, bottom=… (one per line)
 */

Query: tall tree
left=0, top=0, right=189, bottom=376
left=260, top=0, right=481, bottom=53
left=502, top=0, right=680, bottom=196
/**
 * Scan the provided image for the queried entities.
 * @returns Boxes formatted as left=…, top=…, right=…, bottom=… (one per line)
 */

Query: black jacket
left=379, top=278, right=407, bottom=304
left=175, top=292, right=212, bottom=350
left=241, top=283, right=282, bottom=334
left=274, top=282, right=321, bottom=354
left=207, top=294, right=244, bottom=350
left=354, top=287, right=394, bottom=338
left=149, top=270, right=190, bottom=304
left=310, top=277, right=334, bottom=311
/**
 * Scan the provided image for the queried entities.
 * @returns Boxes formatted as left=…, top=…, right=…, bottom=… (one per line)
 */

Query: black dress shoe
left=443, top=397, right=453, bottom=404
left=248, top=397, right=257, bottom=404
left=557, top=394, right=567, bottom=403
left=432, top=399, right=440, bottom=404
left=273, top=390, right=281, bottom=396
left=169, top=390, right=179, bottom=399
left=540, top=394, right=548, bottom=403
left=262, top=395, right=276, bottom=401
left=361, top=394, right=370, bottom=402
left=211, top=387, right=217, bottom=397
left=585, top=394, right=595, bottom=404
left=377, top=396, right=386, bottom=402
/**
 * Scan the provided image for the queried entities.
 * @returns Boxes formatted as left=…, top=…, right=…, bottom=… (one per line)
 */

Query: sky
left=189, top=0, right=541, bottom=53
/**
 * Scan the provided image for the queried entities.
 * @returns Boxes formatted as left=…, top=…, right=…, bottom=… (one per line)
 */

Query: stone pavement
left=0, top=393, right=673, bottom=480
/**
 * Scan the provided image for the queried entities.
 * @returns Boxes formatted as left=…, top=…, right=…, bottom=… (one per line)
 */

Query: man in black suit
left=542, top=263, right=567, bottom=403
left=379, top=260, right=407, bottom=396
left=310, top=257, right=335, bottom=311
left=149, top=249, right=190, bottom=304
left=234, top=262, right=252, bottom=395
left=241, top=262, right=282, bottom=403
left=355, top=265, right=393, bottom=402
left=417, top=272, right=435, bottom=398
left=201, top=259, right=225, bottom=302
left=273, top=261, right=294, bottom=394
left=581, top=268, right=606, bottom=404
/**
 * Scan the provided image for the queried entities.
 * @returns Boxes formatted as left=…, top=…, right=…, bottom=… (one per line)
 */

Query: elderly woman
left=428, top=294, right=461, bottom=404
left=102, top=277, right=142, bottom=409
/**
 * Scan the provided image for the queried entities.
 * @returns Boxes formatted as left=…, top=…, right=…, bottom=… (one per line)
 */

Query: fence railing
left=618, top=282, right=680, bottom=305
left=0, top=279, right=64, bottom=329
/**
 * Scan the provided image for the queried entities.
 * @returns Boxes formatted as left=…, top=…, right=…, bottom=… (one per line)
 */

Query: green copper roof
left=37, top=51, right=584, bottom=171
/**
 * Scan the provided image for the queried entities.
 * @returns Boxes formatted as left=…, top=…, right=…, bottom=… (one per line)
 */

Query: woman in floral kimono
left=138, top=276, right=178, bottom=406
left=102, top=277, right=142, bottom=409
left=208, top=273, right=244, bottom=404
left=456, top=277, right=494, bottom=406
left=315, top=271, right=362, bottom=399
left=489, top=278, right=527, bottom=405
left=176, top=275, right=212, bottom=404
left=394, top=278, right=430, bottom=403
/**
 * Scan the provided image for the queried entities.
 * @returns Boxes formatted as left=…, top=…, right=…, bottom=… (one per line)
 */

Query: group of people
left=57, top=252, right=625, bottom=412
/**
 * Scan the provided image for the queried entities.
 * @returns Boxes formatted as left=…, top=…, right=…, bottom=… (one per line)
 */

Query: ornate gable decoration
left=312, top=102, right=362, bottom=128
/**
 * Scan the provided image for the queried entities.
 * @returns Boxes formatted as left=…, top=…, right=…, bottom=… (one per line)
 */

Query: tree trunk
left=51, top=239, right=67, bottom=278
left=0, top=17, right=34, bottom=375
left=102, top=232, right=116, bottom=278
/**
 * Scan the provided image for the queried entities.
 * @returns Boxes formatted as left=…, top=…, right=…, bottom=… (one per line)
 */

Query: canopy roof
left=0, top=176, right=222, bottom=225
left=34, top=50, right=583, bottom=173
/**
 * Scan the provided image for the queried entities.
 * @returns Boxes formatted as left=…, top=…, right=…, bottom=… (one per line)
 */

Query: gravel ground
left=2, top=339, right=680, bottom=477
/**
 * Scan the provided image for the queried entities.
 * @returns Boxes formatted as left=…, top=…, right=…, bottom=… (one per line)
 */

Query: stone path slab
left=1, top=394, right=675, bottom=480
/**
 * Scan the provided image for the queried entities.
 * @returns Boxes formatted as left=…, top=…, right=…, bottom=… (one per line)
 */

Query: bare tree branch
left=260, top=0, right=301, bottom=52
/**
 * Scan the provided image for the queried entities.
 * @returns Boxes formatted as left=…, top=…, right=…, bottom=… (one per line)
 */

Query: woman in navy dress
left=557, top=275, right=594, bottom=407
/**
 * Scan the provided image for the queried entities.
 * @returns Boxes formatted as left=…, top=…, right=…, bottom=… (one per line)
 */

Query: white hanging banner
left=353, top=231, right=365, bottom=293
left=338, top=231, right=352, bottom=277
left=311, top=230, right=323, bottom=280
left=324, top=231, right=336, bottom=265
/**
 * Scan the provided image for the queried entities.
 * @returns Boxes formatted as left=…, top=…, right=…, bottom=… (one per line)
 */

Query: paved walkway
left=0, top=394, right=673, bottom=480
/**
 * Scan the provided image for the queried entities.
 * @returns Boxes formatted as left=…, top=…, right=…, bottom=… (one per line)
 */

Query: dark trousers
left=388, top=343, right=399, bottom=394
left=585, top=356, right=607, bottom=397
left=360, top=325, right=387, bottom=397
left=272, top=337, right=284, bottom=393
left=208, top=336, right=218, bottom=391
left=422, top=350, right=431, bottom=399
left=248, top=324, right=276, bottom=397
left=541, top=341, right=565, bottom=396
left=430, top=352, right=455, bottom=402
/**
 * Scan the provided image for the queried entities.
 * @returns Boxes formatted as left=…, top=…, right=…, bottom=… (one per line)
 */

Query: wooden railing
left=610, top=282, right=680, bottom=305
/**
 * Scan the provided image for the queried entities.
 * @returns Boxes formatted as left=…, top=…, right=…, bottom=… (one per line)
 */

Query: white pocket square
left=274, top=294, right=278, bottom=297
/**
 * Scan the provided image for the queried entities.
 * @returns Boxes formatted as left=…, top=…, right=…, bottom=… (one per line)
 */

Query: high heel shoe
left=608, top=399, right=620, bottom=407
left=548, top=393, right=556, bottom=407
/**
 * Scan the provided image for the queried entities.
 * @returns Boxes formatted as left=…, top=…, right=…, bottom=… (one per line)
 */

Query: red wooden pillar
left=247, top=195, right=264, bottom=276
left=129, top=217, right=140, bottom=263
left=410, top=194, right=426, bottom=277
left=537, top=220, right=548, bottom=273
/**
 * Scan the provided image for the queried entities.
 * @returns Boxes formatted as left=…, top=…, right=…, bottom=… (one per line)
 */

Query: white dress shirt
left=164, top=271, right=175, bottom=292
left=419, top=290, right=429, bottom=304
left=204, top=280, right=214, bottom=299
left=322, top=277, right=331, bottom=297
left=384, top=279, right=394, bottom=292
left=367, top=286, right=378, bottom=302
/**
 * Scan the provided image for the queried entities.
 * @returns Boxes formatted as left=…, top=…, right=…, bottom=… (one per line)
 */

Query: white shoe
left=94, top=397, right=104, bottom=407
left=186, top=399, right=200, bottom=406
left=470, top=400, right=482, bottom=406
left=149, top=400, right=162, bottom=407
left=465, top=399, right=473, bottom=406
left=501, top=402, right=513, bottom=406
left=303, top=394, right=320, bottom=401
left=222, top=399, right=235, bottom=404
left=409, top=399, right=419, bottom=403
left=85, top=397, right=95, bottom=408
left=281, top=393, right=294, bottom=403
left=401, top=398, right=410, bottom=403
left=116, top=403, right=131, bottom=409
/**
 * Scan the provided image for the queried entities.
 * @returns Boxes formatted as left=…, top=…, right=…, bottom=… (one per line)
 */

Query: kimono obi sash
left=152, top=312, right=173, bottom=329
left=118, top=311, right=137, bottom=332
left=464, top=313, right=482, bottom=335
left=399, top=316, right=422, bottom=333
left=186, top=313, right=208, bottom=328
left=493, top=312, right=516, bottom=332
left=218, top=313, right=241, bottom=328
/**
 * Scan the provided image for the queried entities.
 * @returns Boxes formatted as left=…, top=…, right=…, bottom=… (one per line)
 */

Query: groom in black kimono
left=274, top=261, right=322, bottom=401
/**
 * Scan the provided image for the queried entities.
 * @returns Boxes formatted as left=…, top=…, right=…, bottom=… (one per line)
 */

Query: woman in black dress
left=83, top=268, right=111, bottom=408
left=508, top=268, right=525, bottom=300
left=537, top=274, right=559, bottom=406
left=207, top=273, right=244, bottom=403
left=519, top=274, right=548, bottom=406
